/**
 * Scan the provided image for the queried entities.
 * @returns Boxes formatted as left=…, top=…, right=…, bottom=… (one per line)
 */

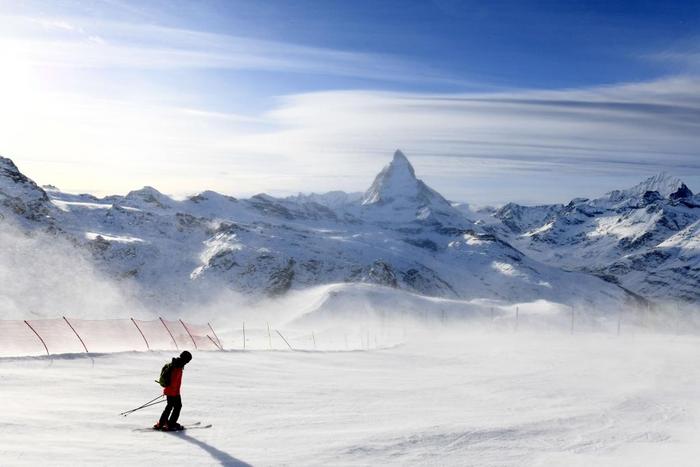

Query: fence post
left=207, top=335, right=223, bottom=351
left=131, top=318, right=150, bottom=351
left=24, top=320, right=50, bottom=356
left=242, top=321, right=246, bottom=350
left=63, top=316, right=89, bottom=353
left=276, top=330, right=294, bottom=350
left=312, top=331, right=316, bottom=350
left=208, top=322, right=223, bottom=350
left=570, top=306, right=575, bottom=335
left=617, top=309, right=622, bottom=336
left=179, top=319, right=198, bottom=350
left=266, top=322, right=272, bottom=350
left=159, top=317, right=179, bottom=350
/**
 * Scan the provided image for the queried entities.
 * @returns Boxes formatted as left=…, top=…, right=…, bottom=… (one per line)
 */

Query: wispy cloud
left=243, top=76, right=700, bottom=163
left=0, top=15, right=468, bottom=85
left=646, top=36, right=700, bottom=74
left=215, top=76, right=700, bottom=203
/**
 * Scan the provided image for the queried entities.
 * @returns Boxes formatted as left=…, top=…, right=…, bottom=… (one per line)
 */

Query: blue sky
left=0, top=0, right=699, bottom=204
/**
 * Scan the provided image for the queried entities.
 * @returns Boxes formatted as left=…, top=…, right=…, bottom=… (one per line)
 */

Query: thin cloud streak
left=219, top=76, right=700, bottom=202
left=647, top=35, right=700, bottom=74
left=0, top=15, right=471, bottom=86
left=247, top=76, right=700, bottom=161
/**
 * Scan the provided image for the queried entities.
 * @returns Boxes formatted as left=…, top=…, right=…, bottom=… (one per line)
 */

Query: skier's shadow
left=174, top=432, right=252, bottom=466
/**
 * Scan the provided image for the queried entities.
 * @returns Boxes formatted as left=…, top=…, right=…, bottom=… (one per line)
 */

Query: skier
left=154, top=350, right=192, bottom=431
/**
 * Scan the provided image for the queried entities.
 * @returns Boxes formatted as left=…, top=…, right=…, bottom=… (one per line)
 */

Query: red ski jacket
left=164, top=367, right=183, bottom=396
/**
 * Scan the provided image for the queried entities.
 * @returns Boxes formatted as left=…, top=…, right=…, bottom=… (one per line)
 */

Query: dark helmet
left=180, top=350, right=193, bottom=363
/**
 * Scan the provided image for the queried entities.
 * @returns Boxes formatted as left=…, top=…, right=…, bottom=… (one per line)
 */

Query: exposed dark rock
left=670, top=184, right=693, bottom=200
left=267, top=259, right=296, bottom=296
left=366, top=260, right=398, bottom=288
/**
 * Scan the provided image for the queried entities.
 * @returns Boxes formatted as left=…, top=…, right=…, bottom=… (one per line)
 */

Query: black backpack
left=157, top=362, right=173, bottom=387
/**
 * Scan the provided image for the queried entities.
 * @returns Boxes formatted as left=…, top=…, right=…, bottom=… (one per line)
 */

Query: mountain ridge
left=2, top=151, right=695, bottom=311
left=490, top=173, right=699, bottom=302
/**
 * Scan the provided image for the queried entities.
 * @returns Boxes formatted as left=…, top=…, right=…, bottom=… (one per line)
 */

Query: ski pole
left=122, top=394, right=164, bottom=414
left=120, top=399, right=165, bottom=417
left=123, top=399, right=165, bottom=417
left=119, top=395, right=165, bottom=416
left=119, top=397, right=163, bottom=417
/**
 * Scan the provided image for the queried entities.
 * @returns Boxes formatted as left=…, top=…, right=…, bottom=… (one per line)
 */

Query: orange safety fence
left=0, top=317, right=223, bottom=357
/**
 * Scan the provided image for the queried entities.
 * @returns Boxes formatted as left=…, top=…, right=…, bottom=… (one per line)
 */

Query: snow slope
left=3, top=332, right=700, bottom=466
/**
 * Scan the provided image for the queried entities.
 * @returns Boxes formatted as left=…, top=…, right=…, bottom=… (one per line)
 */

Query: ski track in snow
left=2, top=332, right=700, bottom=466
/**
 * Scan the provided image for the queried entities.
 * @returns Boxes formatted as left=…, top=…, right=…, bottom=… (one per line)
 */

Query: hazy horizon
left=4, top=149, right=698, bottom=208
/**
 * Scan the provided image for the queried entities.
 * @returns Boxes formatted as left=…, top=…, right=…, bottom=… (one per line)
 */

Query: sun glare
left=0, top=40, right=43, bottom=114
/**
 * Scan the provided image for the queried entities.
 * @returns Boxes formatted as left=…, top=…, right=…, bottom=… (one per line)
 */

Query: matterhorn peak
left=357, top=149, right=470, bottom=227
left=362, top=149, right=421, bottom=205
left=390, top=149, right=415, bottom=175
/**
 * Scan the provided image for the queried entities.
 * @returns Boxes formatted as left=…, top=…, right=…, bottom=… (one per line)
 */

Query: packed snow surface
left=3, top=331, right=700, bottom=466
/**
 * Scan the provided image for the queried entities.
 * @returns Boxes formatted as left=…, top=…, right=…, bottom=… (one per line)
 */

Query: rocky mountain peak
left=670, top=183, right=693, bottom=200
left=358, top=150, right=469, bottom=227
left=0, top=156, right=48, bottom=202
left=0, top=155, right=17, bottom=171
left=124, top=186, right=172, bottom=209
left=608, top=172, right=689, bottom=202
left=1, top=156, right=31, bottom=185
left=0, top=155, right=51, bottom=221
left=389, top=149, right=415, bottom=176
left=362, top=150, right=431, bottom=206
left=126, top=186, right=164, bottom=198
left=637, top=172, right=687, bottom=198
left=188, top=190, right=237, bottom=204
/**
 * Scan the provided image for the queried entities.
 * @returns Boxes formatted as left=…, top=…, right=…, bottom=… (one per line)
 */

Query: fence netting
left=71, top=319, right=147, bottom=353
left=0, top=317, right=222, bottom=357
left=26, top=318, right=86, bottom=355
left=7, top=304, right=686, bottom=358
left=0, top=320, right=47, bottom=357
left=182, top=321, right=222, bottom=350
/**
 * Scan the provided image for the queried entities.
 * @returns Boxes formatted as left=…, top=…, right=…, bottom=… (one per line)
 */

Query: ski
left=178, top=424, right=212, bottom=430
left=133, top=422, right=211, bottom=432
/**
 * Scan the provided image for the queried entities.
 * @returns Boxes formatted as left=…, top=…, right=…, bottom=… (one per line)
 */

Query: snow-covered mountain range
left=2, top=150, right=697, bottom=315
left=490, top=173, right=700, bottom=302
